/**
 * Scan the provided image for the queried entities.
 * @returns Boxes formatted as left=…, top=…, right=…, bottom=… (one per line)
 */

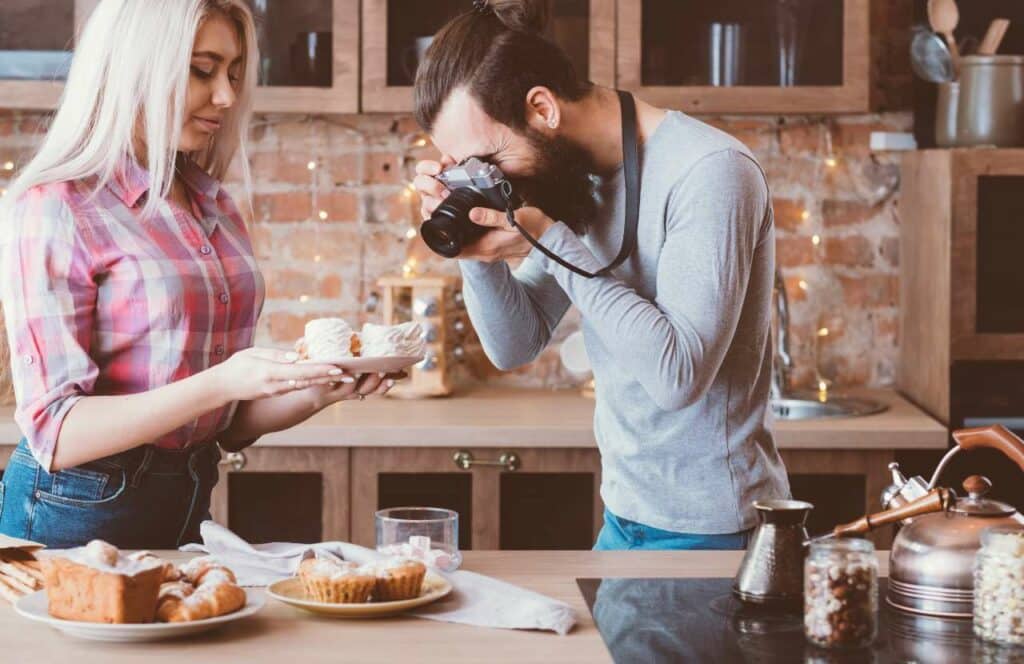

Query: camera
left=420, top=158, right=521, bottom=258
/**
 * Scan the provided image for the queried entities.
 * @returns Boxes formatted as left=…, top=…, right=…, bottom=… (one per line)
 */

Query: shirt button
left=23, top=355, right=33, bottom=365
left=200, top=246, right=212, bottom=255
left=215, top=345, right=225, bottom=356
left=219, top=293, right=230, bottom=304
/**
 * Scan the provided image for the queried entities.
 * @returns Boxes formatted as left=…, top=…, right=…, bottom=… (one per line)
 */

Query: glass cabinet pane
left=385, top=0, right=591, bottom=87
left=378, top=473, right=472, bottom=550
left=977, top=176, right=1024, bottom=333
left=229, top=472, right=323, bottom=544
left=500, top=473, right=594, bottom=550
left=641, top=0, right=843, bottom=87
left=247, top=0, right=333, bottom=87
left=0, top=0, right=74, bottom=81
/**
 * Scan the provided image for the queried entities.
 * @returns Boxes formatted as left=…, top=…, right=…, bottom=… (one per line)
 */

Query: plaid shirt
left=1, top=158, right=264, bottom=470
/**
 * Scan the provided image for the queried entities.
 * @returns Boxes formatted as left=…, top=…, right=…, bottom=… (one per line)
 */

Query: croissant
left=129, top=551, right=181, bottom=582
left=161, top=582, right=246, bottom=622
left=156, top=582, right=194, bottom=622
left=182, top=559, right=237, bottom=587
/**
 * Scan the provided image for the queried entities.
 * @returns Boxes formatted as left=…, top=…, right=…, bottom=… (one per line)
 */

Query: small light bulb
left=817, top=327, right=829, bottom=337
left=414, top=138, right=428, bottom=148
left=811, top=234, right=821, bottom=246
left=798, top=280, right=808, bottom=291
left=800, top=209, right=811, bottom=222
left=405, top=228, right=418, bottom=240
left=2, top=161, right=13, bottom=171
left=318, top=210, right=328, bottom=220
left=0, top=188, right=6, bottom=198
left=299, top=295, right=310, bottom=303
left=306, top=160, right=317, bottom=171
left=825, top=156, right=838, bottom=169
left=314, top=255, right=322, bottom=263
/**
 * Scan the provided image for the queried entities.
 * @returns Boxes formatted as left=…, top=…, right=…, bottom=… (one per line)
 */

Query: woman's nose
left=212, top=76, right=236, bottom=109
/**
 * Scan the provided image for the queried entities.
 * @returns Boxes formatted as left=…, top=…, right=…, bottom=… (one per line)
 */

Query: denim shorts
left=594, top=508, right=750, bottom=551
left=0, top=438, right=220, bottom=549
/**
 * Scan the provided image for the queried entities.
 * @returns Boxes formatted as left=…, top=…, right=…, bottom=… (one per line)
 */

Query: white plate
left=14, top=588, right=265, bottom=642
left=267, top=571, right=452, bottom=618
left=304, top=355, right=424, bottom=374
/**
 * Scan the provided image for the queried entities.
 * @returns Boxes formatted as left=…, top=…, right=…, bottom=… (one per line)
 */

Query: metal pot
left=882, top=425, right=1024, bottom=618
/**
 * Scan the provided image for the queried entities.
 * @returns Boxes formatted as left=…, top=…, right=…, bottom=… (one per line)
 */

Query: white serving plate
left=15, top=588, right=264, bottom=642
left=304, top=355, right=424, bottom=374
left=267, top=571, right=451, bottom=618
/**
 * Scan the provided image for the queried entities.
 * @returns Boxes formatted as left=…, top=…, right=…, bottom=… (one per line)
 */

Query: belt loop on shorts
left=130, top=446, right=155, bottom=488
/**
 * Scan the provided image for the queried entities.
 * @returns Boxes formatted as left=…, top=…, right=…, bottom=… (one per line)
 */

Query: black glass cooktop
left=576, top=577, right=1024, bottom=664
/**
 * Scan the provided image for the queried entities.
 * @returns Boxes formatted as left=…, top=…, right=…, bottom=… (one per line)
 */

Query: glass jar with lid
left=804, top=538, right=878, bottom=649
left=974, top=525, right=1024, bottom=645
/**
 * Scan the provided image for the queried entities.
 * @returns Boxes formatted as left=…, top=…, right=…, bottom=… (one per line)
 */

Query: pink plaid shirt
left=1, top=157, right=265, bottom=470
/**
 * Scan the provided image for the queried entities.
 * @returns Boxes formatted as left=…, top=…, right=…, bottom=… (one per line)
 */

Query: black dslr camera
left=420, top=158, right=521, bottom=258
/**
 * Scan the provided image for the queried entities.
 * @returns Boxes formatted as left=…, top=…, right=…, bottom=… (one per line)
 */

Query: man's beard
left=509, top=131, right=600, bottom=235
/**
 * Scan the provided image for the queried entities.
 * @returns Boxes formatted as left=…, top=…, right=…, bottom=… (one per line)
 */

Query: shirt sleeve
left=529, top=149, right=771, bottom=411
left=459, top=255, right=572, bottom=371
left=1, top=189, right=100, bottom=470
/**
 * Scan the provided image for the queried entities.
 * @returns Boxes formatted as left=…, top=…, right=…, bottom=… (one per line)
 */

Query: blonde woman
left=0, top=0, right=390, bottom=549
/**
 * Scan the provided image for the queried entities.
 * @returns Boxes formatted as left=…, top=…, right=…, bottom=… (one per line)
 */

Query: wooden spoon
left=978, top=18, right=1010, bottom=56
left=928, top=0, right=961, bottom=76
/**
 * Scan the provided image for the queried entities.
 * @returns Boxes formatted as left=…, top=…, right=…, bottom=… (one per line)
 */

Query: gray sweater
left=459, top=111, right=790, bottom=534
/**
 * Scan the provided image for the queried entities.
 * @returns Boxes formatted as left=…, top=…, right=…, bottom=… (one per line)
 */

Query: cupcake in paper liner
left=360, top=558, right=427, bottom=601
left=297, top=558, right=376, bottom=604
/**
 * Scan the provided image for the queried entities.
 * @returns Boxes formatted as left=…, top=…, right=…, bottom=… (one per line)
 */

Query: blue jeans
left=0, top=438, right=219, bottom=549
left=594, top=508, right=750, bottom=551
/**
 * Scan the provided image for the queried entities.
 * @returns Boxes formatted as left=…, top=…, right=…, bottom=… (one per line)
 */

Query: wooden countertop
left=0, top=386, right=947, bottom=450
left=0, top=550, right=894, bottom=663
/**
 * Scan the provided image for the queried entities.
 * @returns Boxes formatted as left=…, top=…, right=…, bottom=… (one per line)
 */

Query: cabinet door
left=361, top=0, right=615, bottom=112
left=0, top=0, right=98, bottom=109
left=351, top=447, right=602, bottom=550
left=210, top=446, right=350, bottom=544
left=617, top=0, right=869, bottom=114
left=247, top=0, right=360, bottom=113
left=0, top=0, right=359, bottom=113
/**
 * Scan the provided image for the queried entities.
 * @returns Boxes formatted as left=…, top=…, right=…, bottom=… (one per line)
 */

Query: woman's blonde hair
left=2, top=0, right=257, bottom=220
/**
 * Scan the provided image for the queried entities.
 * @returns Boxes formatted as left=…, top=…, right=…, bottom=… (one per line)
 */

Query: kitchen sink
left=771, top=392, right=889, bottom=420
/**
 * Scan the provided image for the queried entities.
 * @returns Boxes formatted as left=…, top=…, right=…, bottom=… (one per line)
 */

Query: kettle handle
left=951, top=424, right=1024, bottom=473
left=828, top=488, right=952, bottom=539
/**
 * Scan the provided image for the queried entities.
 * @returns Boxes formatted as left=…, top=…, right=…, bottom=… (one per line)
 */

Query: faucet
left=771, top=268, right=793, bottom=400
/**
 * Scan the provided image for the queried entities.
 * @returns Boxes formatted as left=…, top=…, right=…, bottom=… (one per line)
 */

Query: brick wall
left=0, top=0, right=915, bottom=392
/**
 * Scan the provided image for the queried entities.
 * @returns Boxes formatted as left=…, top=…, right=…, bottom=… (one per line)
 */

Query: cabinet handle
left=452, top=450, right=521, bottom=472
left=219, top=451, right=247, bottom=472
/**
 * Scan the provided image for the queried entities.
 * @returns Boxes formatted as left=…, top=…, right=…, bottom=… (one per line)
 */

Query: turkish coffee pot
left=882, top=424, right=1024, bottom=618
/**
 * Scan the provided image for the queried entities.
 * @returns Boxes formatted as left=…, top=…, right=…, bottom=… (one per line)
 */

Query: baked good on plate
left=298, top=318, right=357, bottom=361
left=360, top=558, right=427, bottom=602
left=297, top=556, right=376, bottom=604
left=359, top=322, right=425, bottom=358
left=41, top=540, right=165, bottom=623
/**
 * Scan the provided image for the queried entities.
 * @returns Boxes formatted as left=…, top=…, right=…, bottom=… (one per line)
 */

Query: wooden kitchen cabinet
left=350, top=447, right=602, bottom=550
left=617, top=0, right=869, bottom=114
left=0, top=0, right=359, bottom=113
left=361, top=0, right=615, bottom=112
left=210, top=446, right=350, bottom=544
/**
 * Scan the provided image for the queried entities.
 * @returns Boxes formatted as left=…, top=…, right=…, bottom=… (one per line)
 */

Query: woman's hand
left=307, top=371, right=408, bottom=409
left=213, top=347, right=346, bottom=402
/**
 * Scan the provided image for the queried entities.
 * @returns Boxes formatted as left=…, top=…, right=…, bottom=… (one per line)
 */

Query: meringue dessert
left=360, top=322, right=426, bottom=358
left=301, top=318, right=358, bottom=361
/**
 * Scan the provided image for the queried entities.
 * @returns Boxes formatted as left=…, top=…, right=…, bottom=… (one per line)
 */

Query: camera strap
left=503, top=90, right=641, bottom=279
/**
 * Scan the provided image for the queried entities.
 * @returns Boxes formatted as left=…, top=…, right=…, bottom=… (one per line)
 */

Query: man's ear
left=524, top=86, right=561, bottom=134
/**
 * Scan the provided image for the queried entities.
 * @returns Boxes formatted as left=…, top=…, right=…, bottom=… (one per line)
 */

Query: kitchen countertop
left=0, top=550, right=894, bottom=663
left=0, top=386, right=947, bottom=449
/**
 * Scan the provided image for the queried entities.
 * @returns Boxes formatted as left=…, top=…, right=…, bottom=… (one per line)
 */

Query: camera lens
left=420, top=188, right=493, bottom=258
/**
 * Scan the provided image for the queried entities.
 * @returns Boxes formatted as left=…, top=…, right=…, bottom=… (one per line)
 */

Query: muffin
left=297, top=557, right=376, bottom=604
left=361, top=558, right=427, bottom=602
left=42, top=540, right=165, bottom=623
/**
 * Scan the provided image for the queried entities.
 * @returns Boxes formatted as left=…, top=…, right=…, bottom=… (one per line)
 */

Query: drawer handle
left=452, top=450, right=521, bottom=472
left=219, top=451, right=247, bottom=472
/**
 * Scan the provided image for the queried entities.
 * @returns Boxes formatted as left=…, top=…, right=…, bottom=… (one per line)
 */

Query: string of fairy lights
left=0, top=113, right=892, bottom=392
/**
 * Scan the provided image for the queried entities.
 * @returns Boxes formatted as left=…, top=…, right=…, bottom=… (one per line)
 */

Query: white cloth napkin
left=181, top=521, right=577, bottom=635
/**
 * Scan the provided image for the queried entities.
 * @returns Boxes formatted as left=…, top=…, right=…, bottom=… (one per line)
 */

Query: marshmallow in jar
left=975, top=526, right=1024, bottom=646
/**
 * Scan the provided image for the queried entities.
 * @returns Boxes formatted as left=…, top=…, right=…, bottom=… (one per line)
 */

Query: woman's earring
left=548, top=119, right=558, bottom=129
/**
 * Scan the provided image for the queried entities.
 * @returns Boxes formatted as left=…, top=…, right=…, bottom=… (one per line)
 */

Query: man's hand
left=459, top=205, right=555, bottom=263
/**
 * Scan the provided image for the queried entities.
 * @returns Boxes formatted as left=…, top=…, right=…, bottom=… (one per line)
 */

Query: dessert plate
left=305, top=355, right=425, bottom=375
left=267, top=571, right=452, bottom=618
left=15, top=588, right=265, bottom=642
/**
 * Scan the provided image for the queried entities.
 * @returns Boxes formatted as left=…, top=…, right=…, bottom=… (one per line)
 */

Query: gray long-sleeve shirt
left=460, top=111, right=790, bottom=534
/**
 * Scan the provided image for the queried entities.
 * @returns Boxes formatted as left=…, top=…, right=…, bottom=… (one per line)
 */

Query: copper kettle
left=882, top=424, right=1024, bottom=618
